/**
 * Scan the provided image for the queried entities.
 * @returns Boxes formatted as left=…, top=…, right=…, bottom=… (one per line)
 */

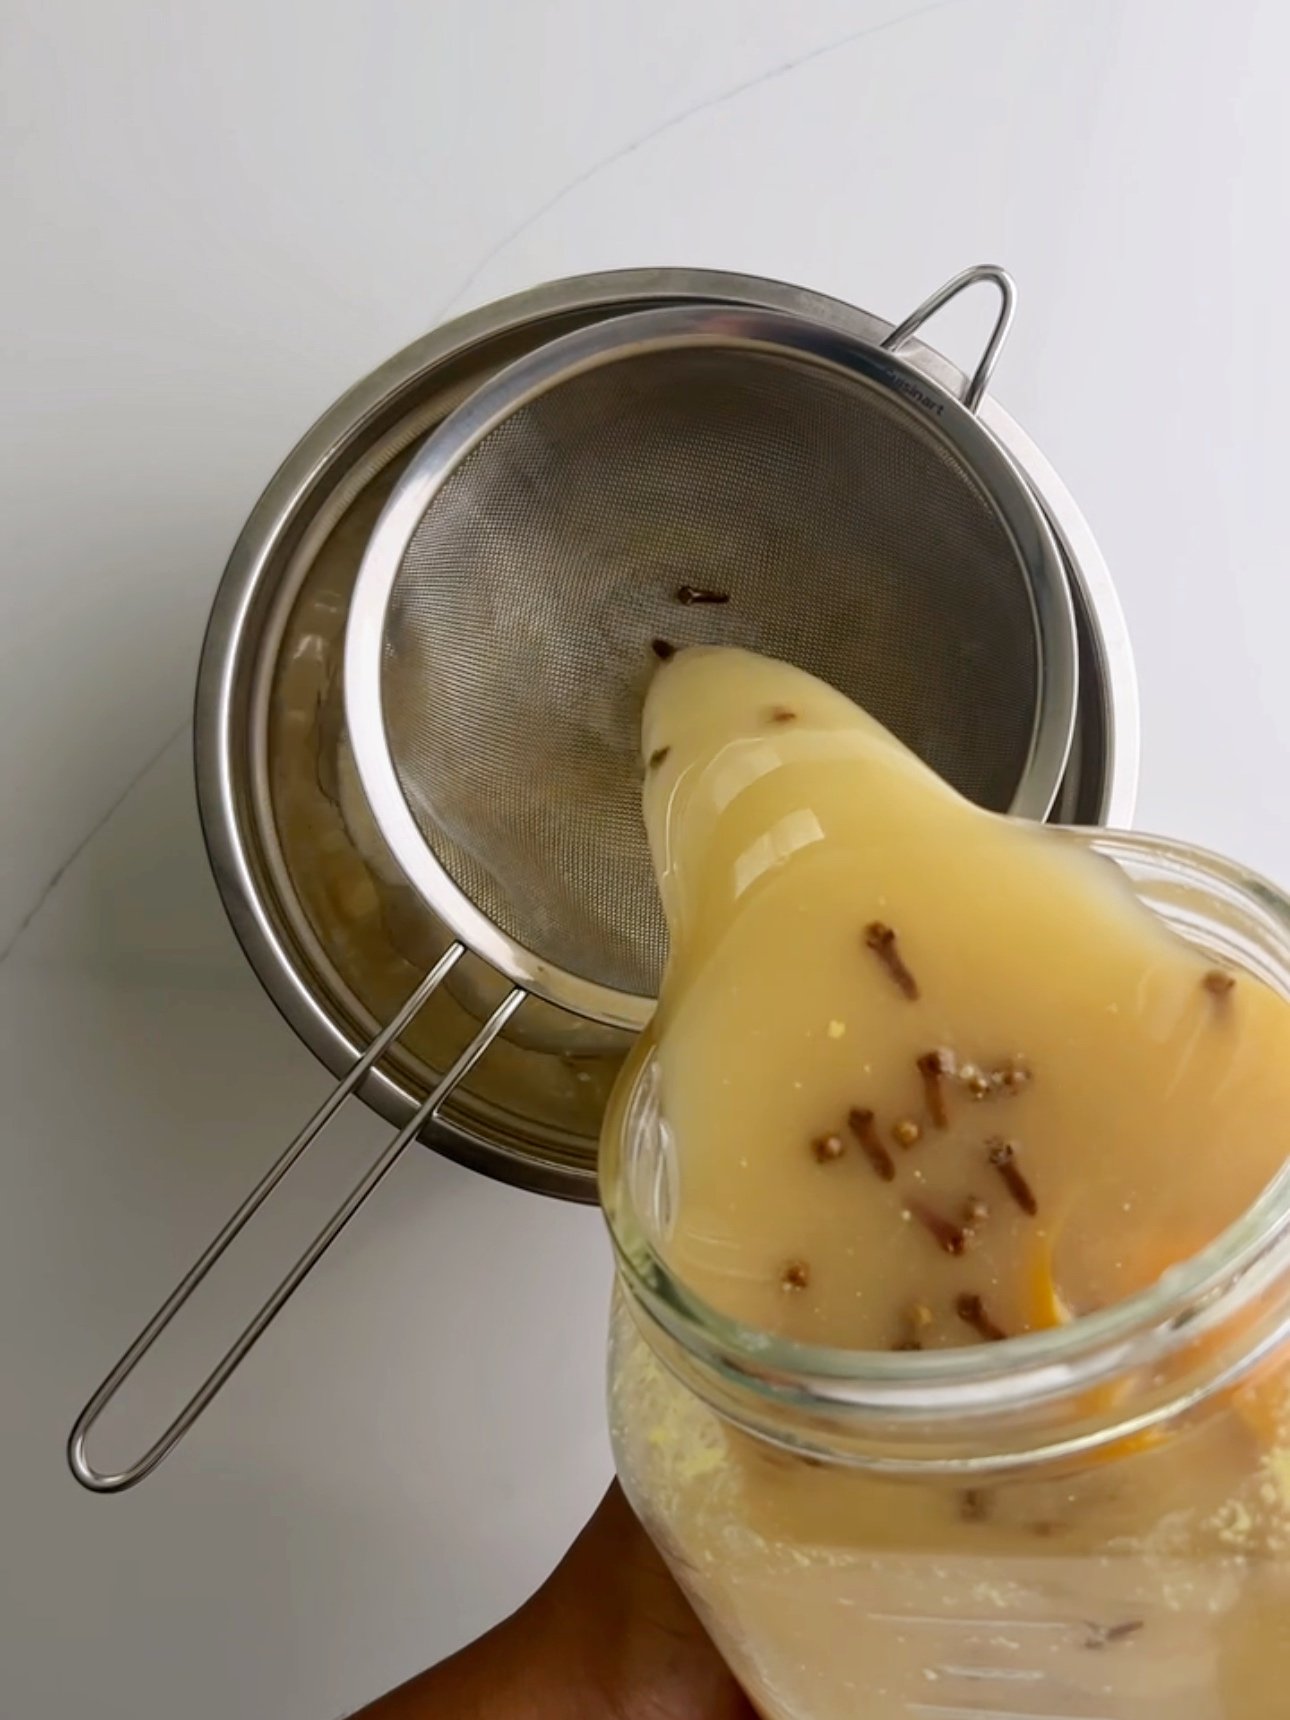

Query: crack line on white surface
left=1, top=1, right=974, bottom=978
left=0, top=719, right=191, bottom=969
left=435, top=0, right=974, bottom=324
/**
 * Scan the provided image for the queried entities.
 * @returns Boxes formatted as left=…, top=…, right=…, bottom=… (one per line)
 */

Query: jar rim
left=600, top=828, right=1290, bottom=1469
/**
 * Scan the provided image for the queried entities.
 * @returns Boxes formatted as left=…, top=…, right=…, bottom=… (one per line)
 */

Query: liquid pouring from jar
left=633, top=644, right=1290, bottom=1346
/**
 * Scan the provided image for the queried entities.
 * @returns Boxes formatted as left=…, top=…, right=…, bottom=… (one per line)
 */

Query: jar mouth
left=600, top=828, right=1290, bottom=1468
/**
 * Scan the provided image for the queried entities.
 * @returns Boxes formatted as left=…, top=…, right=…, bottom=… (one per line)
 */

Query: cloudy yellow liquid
left=607, top=646, right=1290, bottom=1719
left=638, top=647, right=1289, bottom=1344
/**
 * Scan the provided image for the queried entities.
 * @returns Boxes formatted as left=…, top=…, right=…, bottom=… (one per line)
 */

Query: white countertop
left=4, top=2, right=1290, bottom=1715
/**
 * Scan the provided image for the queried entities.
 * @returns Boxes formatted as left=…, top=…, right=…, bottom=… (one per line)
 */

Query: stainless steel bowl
left=195, top=268, right=1139, bottom=1204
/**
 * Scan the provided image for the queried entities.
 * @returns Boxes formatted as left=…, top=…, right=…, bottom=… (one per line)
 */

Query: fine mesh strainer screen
left=380, top=344, right=1042, bottom=1000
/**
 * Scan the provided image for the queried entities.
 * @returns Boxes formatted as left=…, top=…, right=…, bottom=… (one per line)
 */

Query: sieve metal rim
left=345, top=303, right=1078, bottom=1031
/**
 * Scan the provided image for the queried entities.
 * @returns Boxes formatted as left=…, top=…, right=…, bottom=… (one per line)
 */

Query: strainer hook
left=882, top=263, right=1016, bottom=413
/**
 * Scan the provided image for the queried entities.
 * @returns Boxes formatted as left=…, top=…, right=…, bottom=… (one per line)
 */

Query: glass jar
left=601, top=832, right=1290, bottom=1720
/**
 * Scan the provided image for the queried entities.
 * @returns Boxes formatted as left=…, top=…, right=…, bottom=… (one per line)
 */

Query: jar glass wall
left=602, top=832, right=1290, bottom=1720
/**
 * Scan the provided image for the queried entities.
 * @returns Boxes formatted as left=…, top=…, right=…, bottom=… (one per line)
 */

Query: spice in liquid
left=606, top=646, right=1290, bottom=1719
left=639, top=646, right=1290, bottom=1347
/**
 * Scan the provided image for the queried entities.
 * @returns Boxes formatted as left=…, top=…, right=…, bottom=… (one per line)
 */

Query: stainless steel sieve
left=69, top=264, right=1081, bottom=1490
left=348, top=275, right=1076, bottom=1024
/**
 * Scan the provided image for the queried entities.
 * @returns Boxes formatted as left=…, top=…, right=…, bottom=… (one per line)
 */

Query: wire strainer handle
left=881, top=263, right=1016, bottom=413
left=67, top=943, right=525, bottom=1492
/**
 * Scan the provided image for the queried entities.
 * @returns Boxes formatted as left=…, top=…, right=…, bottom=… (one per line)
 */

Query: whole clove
left=675, top=585, right=730, bottom=606
left=959, top=1488, right=992, bottom=1522
left=848, top=1109, right=895, bottom=1181
left=908, top=1200, right=968, bottom=1256
left=988, top=1138, right=1039, bottom=1216
left=781, top=1260, right=811, bottom=1292
left=1084, top=1619, right=1145, bottom=1651
left=958, top=1057, right=1032, bottom=1099
left=955, top=1291, right=1008, bottom=1342
left=995, top=1058, right=1033, bottom=1096
left=917, top=1049, right=954, bottom=1129
left=811, top=1132, right=846, bottom=1164
left=864, top=922, right=920, bottom=1000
